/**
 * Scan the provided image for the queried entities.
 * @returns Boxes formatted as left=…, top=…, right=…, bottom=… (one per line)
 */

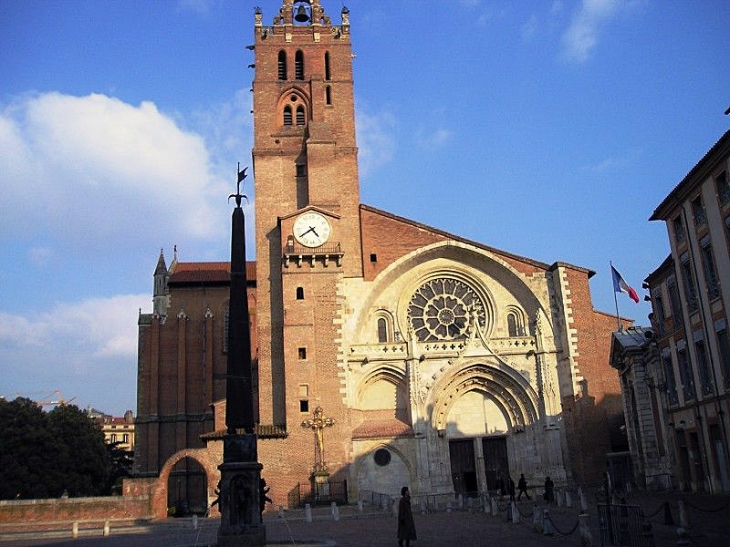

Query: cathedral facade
left=134, top=1, right=627, bottom=514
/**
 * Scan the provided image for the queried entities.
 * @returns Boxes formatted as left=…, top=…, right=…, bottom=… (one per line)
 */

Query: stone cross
left=301, top=406, right=335, bottom=472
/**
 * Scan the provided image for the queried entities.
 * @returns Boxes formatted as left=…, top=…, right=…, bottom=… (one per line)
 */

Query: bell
left=294, top=5, right=309, bottom=23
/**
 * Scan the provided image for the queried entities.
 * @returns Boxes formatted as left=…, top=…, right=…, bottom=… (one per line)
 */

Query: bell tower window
left=324, top=52, right=331, bottom=80
left=283, top=105, right=293, bottom=126
left=377, top=318, right=388, bottom=343
left=325, top=86, right=332, bottom=105
left=295, top=50, right=304, bottom=80
left=278, top=50, right=287, bottom=80
left=296, top=105, right=306, bottom=126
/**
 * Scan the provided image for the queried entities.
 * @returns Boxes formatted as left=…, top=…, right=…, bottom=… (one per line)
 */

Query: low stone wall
left=0, top=494, right=151, bottom=525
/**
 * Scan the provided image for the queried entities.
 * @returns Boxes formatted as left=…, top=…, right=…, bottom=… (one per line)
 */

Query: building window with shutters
left=278, top=50, right=287, bottom=80
left=673, top=216, right=685, bottom=244
left=692, top=195, right=707, bottom=227
left=295, top=50, right=304, bottom=80
left=283, top=105, right=293, bottom=126
left=680, top=253, right=698, bottom=312
left=296, top=105, right=305, bottom=126
left=716, top=171, right=730, bottom=204
left=699, top=235, right=720, bottom=300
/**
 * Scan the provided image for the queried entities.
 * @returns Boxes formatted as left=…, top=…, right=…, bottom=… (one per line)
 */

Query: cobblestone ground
left=1, top=490, right=729, bottom=547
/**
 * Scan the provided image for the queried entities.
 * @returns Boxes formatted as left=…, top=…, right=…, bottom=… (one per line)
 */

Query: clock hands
left=298, top=226, right=320, bottom=239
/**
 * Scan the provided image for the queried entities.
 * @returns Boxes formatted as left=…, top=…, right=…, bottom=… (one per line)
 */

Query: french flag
left=611, top=265, right=639, bottom=303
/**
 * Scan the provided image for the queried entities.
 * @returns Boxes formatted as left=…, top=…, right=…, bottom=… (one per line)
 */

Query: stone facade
left=131, top=1, right=628, bottom=513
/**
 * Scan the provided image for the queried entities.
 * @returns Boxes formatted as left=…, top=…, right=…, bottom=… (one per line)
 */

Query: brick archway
left=150, top=448, right=220, bottom=519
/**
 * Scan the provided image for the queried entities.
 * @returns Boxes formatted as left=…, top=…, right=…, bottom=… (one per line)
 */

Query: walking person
left=517, top=473, right=531, bottom=500
left=397, top=486, right=417, bottom=547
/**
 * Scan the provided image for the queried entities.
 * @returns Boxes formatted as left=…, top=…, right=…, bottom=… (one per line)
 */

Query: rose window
left=408, top=278, right=485, bottom=341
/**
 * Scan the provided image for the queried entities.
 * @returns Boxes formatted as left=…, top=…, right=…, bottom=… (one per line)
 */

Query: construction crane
left=35, top=390, right=77, bottom=408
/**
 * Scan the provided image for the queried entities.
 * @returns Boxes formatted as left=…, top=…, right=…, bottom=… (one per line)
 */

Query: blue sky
left=1, top=0, right=728, bottom=416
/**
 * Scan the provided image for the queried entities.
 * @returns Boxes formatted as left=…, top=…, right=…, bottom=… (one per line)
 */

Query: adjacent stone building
left=644, top=129, right=730, bottom=493
left=132, top=1, right=629, bottom=514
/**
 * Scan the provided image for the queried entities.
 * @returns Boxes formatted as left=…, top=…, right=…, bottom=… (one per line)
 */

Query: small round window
left=290, top=95, right=298, bottom=102
left=373, top=448, right=391, bottom=467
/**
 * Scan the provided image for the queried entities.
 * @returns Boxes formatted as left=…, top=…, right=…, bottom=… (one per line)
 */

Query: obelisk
left=217, top=166, right=266, bottom=546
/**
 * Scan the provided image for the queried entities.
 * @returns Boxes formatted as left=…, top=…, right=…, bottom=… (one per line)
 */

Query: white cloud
left=355, top=104, right=397, bottom=179
left=0, top=294, right=149, bottom=414
left=0, top=92, right=234, bottom=255
left=0, top=294, right=148, bottom=358
left=561, top=0, right=623, bottom=63
left=417, top=128, right=454, bottom=148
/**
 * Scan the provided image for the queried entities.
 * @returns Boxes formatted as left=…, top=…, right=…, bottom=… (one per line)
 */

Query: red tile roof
left=169, top=261, right=256, bottom=284
left=351, top=419, right=413, bottom=440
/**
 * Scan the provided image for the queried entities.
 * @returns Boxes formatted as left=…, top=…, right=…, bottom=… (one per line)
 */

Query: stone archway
left=151, top=448, right=221, bottom=519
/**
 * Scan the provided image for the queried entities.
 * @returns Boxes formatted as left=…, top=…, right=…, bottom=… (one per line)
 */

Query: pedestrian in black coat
left=397, top=486, right=417, bottom=547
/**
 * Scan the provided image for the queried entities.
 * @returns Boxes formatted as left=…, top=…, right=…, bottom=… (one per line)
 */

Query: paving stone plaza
left=1, top=490, right=729, bottom=547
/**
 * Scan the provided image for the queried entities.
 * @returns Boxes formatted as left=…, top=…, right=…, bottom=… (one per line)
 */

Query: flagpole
left=610, top=261, right=621, bottom=331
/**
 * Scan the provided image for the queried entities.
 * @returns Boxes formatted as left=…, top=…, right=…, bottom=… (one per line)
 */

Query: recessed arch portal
left=432, top=363, right=538, bottom=433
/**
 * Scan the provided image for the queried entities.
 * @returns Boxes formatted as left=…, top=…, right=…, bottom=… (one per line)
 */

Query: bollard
left=676, top=527, right=689, bottom=546
left=393, top=498, right=399, bottom=517
left=511, top=501, right=520, bottom=524
left=533, top=505, right=543, bottom=532
left=579, top=513, right=592, bottom=547
left=420, top=499, right=427, bottom=515
left=678, top=500, right=690, bottom=528
left=103, top=520, right=110, bottom=537
left=446, top=500, right=452, bottom=513
left=458, top=494, right=464, bottom=510
left=305, top=503, right=312, bottom=523
left=381, top=496, right=389, bottom=512
left=579, top=487, right=588, bottom=513
left=72, top=521, right=78, bottom=539
left=506, top=502, right=512, bottom=522
left=565, top=491, right=573, bottom=508
left=556, top=490, right=563, bottom=507
left=278, top=505, right=285, bottom=518
left=192, top=514, right=198, bottom=530
left=543, top=509, right=554, bottom=536
left=491, top=497, right=499, bottom=517
left=482, top=495, right=489, bottom=513
left=358, top=500, right=363, bottom=512
left=331, top=502, right=340, bottom=521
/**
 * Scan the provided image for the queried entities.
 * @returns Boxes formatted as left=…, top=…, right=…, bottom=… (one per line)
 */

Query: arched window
left=377, top=317, right=388, bottom=343
left=507, top=314, right=518, bottom=337
left=278, top=50, right=287, bottom=80
left=324, top=52, right=331, bottom=80
left=325, top=86, right=332, bottom=105
left=296, top=105, right=305, bottom=126
left=295, top=50, right=304, bottom=80
left=296, top=287, right=304, bottom=300
left=283, top=105, right=292, bottom=126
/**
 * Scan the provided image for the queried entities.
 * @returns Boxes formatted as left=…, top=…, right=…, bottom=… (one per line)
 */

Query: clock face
left=293, top=212, right=331, bottom=248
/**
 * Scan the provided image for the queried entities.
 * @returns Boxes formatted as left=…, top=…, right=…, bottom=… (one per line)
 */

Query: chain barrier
left=515, top=503, right=534, bottom=518
left=682, top=498, right=730, bottom=513
left=545, top=512, right=580, bottom=536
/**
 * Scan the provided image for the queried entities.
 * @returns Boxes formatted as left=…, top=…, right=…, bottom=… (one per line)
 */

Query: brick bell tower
left=251, top=0, right=361, bottom=473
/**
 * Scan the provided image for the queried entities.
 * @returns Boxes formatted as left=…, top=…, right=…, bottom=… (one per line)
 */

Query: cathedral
left=133, top=0, right=628, bottom=515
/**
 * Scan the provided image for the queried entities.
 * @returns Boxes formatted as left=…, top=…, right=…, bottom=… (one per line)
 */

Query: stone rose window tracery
left=408, top=278, right=486, bottom=341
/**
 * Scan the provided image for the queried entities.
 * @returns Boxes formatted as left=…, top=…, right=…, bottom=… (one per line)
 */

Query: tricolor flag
left=611, top=265, right=639, bottom=303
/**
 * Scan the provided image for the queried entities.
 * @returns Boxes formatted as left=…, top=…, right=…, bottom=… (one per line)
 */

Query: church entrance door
left=449, top=439, right=478, bottom=497
left=482, top=436, right=509, bottom=492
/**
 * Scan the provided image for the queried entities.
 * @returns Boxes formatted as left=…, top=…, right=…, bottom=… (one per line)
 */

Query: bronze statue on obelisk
left=217, top=164, right=266, bottom=546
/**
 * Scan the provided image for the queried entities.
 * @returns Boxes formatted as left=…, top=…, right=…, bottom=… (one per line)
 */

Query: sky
left=1, top=0, right=728, bottom=416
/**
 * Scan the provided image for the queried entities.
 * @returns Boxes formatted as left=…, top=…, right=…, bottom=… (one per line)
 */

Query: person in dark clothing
left=397, top=486, right=417, bottom=547
left=259, top=477, right=273, bottom=515
left=506, top=476, right=515, bottom=502
left=517, top=473, right=531, bottom=500
left=544, top=476, right=555, bottom=504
